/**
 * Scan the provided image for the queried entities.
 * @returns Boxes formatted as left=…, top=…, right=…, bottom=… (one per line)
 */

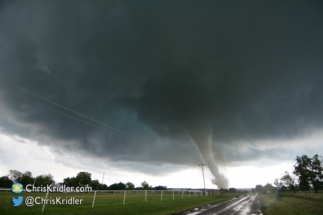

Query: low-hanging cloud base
left=0, top=0, right=322, bottom=179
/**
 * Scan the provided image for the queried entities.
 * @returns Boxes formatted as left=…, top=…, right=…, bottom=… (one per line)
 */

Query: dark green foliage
left=275, top=171, right=298, bottom=193
left=101, top=184, right=108, bottom=190
left=108, top=182, right=126, bottom=190
left=0, top=176, right=13, bottom=188
left=8, top=170, right=22, bottom=182
left=126, top=182, right=135, bottom=190
left=63, top=177, right=78, bottom=187
left=34, top=174, right=55, bottom=186
left=261, top=183, right=276, bottom=194
left=293, top=154, right=323, bottom=193
left=19, top=171, right=34, bottom=187
left=141, top=181, right=150, bottom=190
left=89, top=179, right=100, bottom=190
left=153, top=185, right=167, bottom=190
left=255, top=184, right=262, bottom=192
left=76, top=172, right=91, bottom=186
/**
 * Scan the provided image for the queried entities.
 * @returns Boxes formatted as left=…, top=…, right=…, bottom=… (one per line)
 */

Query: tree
left=63, top=172, right=92, bottom=187
left=293, top=154, right=323, bottom=193
left=20, top=171, right=34, bottom=187
left=255, top=184, right=262, bottom=193
left=89, top=180, right=100, bottom=190
left=44, top=174, right=55, bottom=185
left=35, top=174, right=55, bottom=186
left=261, top=183, right=276, bottom=194
left=273, top=178, right=281, bottom=189
left=141, top=181, right=150, bottom=190
left=312, top=154, right=323, bottom=190
left=298, top=180, right=310, bottom=191
left=101, top=184, right=108, bottom=190
left=9, top=170, right=22, bottom=182
left=279, top=171, right=297, bottom=193
left=126, top=182, right=135, bottom=190
left=0, top=176, right=13, bottom=188
left=76, top=172, right=91, bottom=186
left=63, top=177, right=78, bottom=188
left=153, top=185, right=167, bottom=190
left=108, top=182, right=126, bottom=190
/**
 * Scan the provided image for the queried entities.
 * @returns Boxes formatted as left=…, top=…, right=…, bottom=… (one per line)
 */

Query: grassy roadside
left=260, top=191, right=323, bottom=215
left=0, top=192, right=241, bottom=215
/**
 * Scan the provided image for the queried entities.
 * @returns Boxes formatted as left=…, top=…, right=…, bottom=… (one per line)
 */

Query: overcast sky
left=0, top=0, right=323, bottom=189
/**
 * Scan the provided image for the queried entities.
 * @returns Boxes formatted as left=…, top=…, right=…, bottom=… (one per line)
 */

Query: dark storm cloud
left=0, top=0, right=323, bottom=170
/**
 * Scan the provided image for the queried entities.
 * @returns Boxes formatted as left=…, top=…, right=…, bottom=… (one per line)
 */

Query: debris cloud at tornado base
left=185, top=121, right=229, bottom=189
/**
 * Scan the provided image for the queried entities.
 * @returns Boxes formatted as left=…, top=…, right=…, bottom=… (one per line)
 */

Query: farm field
left=0, top=191, right=241, bottom=215
left=260, top=191, right=323, bottom=215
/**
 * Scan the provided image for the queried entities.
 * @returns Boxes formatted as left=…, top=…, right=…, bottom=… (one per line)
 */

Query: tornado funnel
left=185, top=121, right=229, bottom=189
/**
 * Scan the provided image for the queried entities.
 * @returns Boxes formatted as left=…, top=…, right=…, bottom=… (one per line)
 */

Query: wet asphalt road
left=176, top=193, right=263, bottom=215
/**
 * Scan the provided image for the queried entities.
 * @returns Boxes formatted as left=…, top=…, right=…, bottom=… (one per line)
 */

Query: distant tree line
left=254, top=154, right=323, bottom=194
left=253, top=183, right=276, bottom=194
left=0, top=170, right=168, bottom=190
left=0, top=170, right=55, bottom=188
left=217, top=187, right=240, bottom=193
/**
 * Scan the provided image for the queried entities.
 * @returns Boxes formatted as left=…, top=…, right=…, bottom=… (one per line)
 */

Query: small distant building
left=52, top=183, right=63, bottom=192
left=220, top=188, right=225, bottom=195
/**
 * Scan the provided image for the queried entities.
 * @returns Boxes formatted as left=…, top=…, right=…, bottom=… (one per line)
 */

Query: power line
left=1, top=78, right=194, bottom=158
left=0, top=79, right=206, bottom=187
left=0, top=109, right=87, bottom=141
left=0, top=84, right=183, bottom=158
left=1, top=88, right=138, bottom=143
left=0, top=108, right=152, bottom=162
left=0, top=83, right=205, bottom=188
left=0, top=79, right=143, bottom=142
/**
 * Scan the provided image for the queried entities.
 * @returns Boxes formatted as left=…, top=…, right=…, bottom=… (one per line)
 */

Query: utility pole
left=101, top=172, right=105, bottom=193
left=198, top=163, right=206, bottom=195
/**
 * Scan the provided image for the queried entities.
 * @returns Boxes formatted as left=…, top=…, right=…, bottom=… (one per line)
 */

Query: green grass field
left=260, top=191, right=323, bottom=215
left=0, top=191, right=241, bottom=215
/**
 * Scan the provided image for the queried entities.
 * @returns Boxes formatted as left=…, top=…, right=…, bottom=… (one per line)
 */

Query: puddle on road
left=184, top=195, right=259, bottom=215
